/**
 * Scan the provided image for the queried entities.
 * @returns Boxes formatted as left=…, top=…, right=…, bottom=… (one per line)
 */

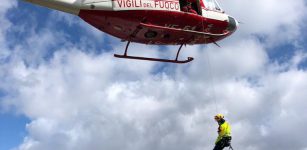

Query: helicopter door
left=179, top=0, right=202, bottom=15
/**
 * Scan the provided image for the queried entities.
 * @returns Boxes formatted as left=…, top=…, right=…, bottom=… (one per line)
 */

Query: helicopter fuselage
left=25, top=0, right=238, bottom=45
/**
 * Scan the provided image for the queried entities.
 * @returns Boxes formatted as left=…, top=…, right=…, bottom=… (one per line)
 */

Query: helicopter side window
left=204, top=0, right=214, bottom=10
left=213, top=0, right=221, bottom=11
left=204, top=0, right=222, bottom=12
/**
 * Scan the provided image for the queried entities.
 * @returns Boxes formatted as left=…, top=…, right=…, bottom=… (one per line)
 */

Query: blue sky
left=1, top=0, right=307, bottom=150
left=0, top=114, right=29, bottom=150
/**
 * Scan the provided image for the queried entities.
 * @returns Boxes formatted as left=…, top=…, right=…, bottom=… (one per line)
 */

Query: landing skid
left=114, top=41, right=194, bottom=64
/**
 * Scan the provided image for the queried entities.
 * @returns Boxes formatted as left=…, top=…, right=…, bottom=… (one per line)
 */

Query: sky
left=0, top=0, right=307, bottom=150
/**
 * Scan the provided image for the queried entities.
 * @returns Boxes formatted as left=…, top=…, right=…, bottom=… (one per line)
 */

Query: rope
left=201, top=16, right=219, bottom=114
left=229, top=145, right=234, bottom=150
left=204, top=47, right=218, bottom=114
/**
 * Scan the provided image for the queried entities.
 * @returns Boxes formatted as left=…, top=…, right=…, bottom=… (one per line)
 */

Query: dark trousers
left=213, top=137, right=232, bottom=150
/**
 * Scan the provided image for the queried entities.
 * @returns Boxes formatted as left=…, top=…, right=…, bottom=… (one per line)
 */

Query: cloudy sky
left=1, top=0, right=307, bottom=150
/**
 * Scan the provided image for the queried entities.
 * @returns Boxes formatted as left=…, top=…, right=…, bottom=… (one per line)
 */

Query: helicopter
left=24, top=0, right=238, bottom=64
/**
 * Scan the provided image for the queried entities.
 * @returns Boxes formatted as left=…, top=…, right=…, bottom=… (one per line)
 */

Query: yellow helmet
left=214, top=114, right=224, bottom=120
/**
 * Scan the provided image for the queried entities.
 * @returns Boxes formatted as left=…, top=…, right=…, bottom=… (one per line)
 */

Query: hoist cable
left=204, top=47, right=219, bottom=114
left=202, top=17, right=219, bottom=114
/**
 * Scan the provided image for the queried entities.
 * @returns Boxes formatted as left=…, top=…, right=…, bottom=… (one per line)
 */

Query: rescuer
left=213, top=114, right=233, bottom=150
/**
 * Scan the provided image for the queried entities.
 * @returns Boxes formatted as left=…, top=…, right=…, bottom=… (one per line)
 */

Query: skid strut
left=114, top=41, right=194, bottom=64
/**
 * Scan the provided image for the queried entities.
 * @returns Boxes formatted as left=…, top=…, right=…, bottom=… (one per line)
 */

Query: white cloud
left=0, top=0, right=17, bottom=60
left=5, top=49, right=307, bottom=150
left=184, top=38, right=268, bottom=81
left=221, top=0, right=307, bottom=47
left=0, top=0, right=17, bottom=14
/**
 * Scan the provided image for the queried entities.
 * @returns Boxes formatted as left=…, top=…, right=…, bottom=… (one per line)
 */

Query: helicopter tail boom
left=24, top=0, right=81, bottom=14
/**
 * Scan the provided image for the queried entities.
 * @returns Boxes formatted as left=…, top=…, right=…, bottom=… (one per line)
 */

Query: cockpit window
left=204, top=0, right=222, bottom=11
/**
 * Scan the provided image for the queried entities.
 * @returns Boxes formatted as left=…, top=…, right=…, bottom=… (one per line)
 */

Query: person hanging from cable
left=213, top=114, right=233, bottom=150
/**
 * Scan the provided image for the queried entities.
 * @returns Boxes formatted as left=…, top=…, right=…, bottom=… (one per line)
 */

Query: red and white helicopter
left=25, top=0, right=238, bottom=63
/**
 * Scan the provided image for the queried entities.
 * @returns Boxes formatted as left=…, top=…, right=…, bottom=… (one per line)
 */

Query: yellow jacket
left=215, top=121, right=231, bottom=144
